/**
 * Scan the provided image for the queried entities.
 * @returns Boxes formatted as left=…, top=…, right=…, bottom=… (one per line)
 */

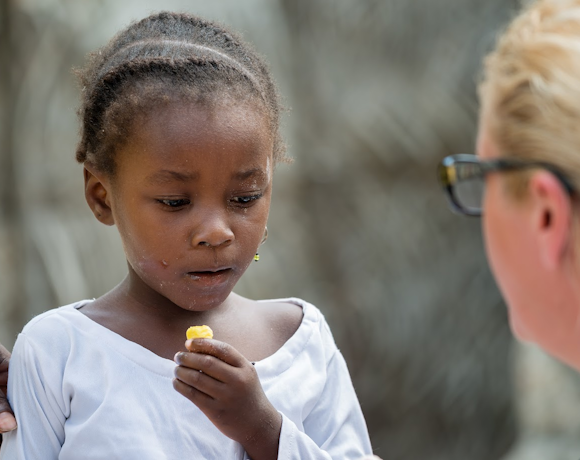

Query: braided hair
left=75, top=12, right=286, bottom=175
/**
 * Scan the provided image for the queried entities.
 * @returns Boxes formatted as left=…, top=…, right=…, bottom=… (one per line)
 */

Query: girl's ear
left=84, top=165, right=115, bottom=226
left=530, top=171, right=572, bottom=270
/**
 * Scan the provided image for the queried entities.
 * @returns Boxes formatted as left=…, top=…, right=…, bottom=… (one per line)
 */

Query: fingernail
left=0, top=412, right=17, bottom=432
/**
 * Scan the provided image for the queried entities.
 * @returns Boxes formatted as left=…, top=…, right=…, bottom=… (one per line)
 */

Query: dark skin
left=80, top=100, right=302, bottom=459
left=0, top=343, right=16, bottom=443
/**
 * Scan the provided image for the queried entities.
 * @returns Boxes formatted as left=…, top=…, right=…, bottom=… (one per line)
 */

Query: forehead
left=137, top=100, right=270, bottom=151
left=116, top=100, right=273, bottom=178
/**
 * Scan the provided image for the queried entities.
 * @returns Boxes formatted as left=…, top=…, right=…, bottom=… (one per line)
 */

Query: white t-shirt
left=0, top=297, right=372, bottom=459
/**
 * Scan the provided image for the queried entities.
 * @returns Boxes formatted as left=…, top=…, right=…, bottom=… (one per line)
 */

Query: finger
left=0, top=412, right=16, bottom=433
left=184, top=339, right=246, bottom=367
left=172, top=377, right=215, bottom=407
left=174, top=351, right=232, bottom=382
left=0, top=389, right=16, bottom=433
left=174, top=364, right=225, bottom=398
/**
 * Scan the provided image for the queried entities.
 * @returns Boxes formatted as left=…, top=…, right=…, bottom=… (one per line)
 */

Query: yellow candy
left=186, top=325, right=214, bottom=340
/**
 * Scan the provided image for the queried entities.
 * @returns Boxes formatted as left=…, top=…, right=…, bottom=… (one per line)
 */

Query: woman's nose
left=190, top=212, right=234, bottom=249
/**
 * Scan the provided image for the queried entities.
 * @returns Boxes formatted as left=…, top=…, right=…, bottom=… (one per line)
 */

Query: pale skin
left=1, top=100, right=303, bottom=458
left=478, top=111, right=580, bottom=371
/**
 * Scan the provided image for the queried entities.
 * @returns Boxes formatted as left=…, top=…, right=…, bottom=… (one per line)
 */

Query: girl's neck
left=116, top=265, right=236, bottom=322
left=77, top=269, right=239, bottom=360
left=79, top=266, right=303, bottom=362
left=78, top=274, right=304, bottom=362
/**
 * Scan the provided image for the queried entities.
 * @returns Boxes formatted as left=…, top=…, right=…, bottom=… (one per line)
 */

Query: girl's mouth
left=186, top=268, right=232, bottom=286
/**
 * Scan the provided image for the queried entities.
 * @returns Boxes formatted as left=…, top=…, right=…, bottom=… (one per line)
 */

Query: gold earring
left=254, top=227, right=268, bottom=262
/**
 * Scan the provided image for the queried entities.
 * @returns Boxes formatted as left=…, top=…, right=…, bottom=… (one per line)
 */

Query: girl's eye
left=157, top=198, right=190, bottom=209
left=232, top=194, right=262, bottom=206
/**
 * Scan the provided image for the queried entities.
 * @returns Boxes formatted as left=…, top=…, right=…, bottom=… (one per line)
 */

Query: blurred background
left=2, top=0, right=580, bottom=459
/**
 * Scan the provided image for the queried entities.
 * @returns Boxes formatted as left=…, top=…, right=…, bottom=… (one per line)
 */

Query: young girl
left=0, top=11, right=372, bottom=460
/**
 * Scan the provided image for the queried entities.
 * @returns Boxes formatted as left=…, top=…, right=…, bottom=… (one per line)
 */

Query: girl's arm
left=174, top=339, right=281, bottom=460
left=174, top=338, right=373, bottom=460
left=276, top=350, right=373, bottom=459
left=0, top=333, right=65, bottom=460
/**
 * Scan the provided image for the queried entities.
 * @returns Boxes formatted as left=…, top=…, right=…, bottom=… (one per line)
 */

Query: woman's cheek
left=482, top=214, right=503, bottom=285
left=508, top=306, right=532, bottom=341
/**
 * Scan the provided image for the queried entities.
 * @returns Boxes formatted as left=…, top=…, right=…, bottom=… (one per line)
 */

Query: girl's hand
left=0, top=343, right=17, bottom=436
left=173, top=339, right=281, bottom=460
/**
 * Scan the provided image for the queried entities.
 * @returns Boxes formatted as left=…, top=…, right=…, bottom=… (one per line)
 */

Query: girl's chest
left=62, top=354, right=245, bottom=459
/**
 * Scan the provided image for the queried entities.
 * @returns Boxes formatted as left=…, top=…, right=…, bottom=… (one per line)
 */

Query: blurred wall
left=2, top=1, right=580, bottom=459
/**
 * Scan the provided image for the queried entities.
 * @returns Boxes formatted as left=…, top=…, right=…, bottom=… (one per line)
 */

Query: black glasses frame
left=438, top=154, right=574, bottom=217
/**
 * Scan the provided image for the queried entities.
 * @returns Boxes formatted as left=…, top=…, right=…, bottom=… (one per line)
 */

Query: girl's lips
left=188, top=267, right=231, bottom=275
left=186, top=268, right=232, bottom=286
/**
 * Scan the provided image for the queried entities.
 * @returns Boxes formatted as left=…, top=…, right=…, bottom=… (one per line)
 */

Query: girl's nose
left=190, top=214, right=234, bottom=249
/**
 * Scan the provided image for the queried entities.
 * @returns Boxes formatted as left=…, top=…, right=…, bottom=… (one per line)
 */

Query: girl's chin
left=169, top=288, right=233, bottom=312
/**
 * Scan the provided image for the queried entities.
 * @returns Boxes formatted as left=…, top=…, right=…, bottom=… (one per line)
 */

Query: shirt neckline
left=63, top=297, right=317, bottom=379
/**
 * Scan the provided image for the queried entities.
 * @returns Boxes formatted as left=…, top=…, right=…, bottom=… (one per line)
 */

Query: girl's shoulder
left=23, top=300, right=91, bottom=330
left=19, top=300, right=94, bottom=349
left=255, top=297, right=330, bottom=332
left=255, top=297, right=305, bottom=336
left=11, top=301, right=96, bottom=382
left=250, top=298, right=340, bottom=378
left=254, top=297, right=338, bottom=354
left=225, top=295, right=334, bottom=363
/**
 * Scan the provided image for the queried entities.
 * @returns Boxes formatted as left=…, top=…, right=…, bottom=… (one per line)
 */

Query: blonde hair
left=480, top=0, right=580, bottom=194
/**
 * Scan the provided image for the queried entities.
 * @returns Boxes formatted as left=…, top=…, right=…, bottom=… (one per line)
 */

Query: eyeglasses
left=438, top=154, right=574, bottom=217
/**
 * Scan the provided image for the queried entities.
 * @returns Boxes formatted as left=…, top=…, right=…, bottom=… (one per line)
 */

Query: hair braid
left=75, top=12, right=286, bottom=174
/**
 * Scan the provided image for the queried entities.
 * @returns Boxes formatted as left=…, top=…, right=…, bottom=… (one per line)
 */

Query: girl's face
left=106, top=101, right=273, bottom=311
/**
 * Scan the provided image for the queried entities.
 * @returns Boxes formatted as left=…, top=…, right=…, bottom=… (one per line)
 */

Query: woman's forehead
left=476, top=118, right=501, bottom=160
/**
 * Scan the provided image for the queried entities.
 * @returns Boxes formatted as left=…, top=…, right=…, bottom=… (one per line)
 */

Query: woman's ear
left=84, top=165, right=115, bottom=226
left=530, top=171, right=572, bottom=270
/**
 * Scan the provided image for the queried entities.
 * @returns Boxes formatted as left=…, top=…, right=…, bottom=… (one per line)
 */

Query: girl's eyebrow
left=146, top=168, right=267, bottom=184
left=146, top=170, right=199, bottom=184
left=235, top=168, right=268, bottom=181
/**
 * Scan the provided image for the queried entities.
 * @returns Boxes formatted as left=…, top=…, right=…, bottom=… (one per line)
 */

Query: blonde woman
left=440, top=0, right=580, bottom=372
